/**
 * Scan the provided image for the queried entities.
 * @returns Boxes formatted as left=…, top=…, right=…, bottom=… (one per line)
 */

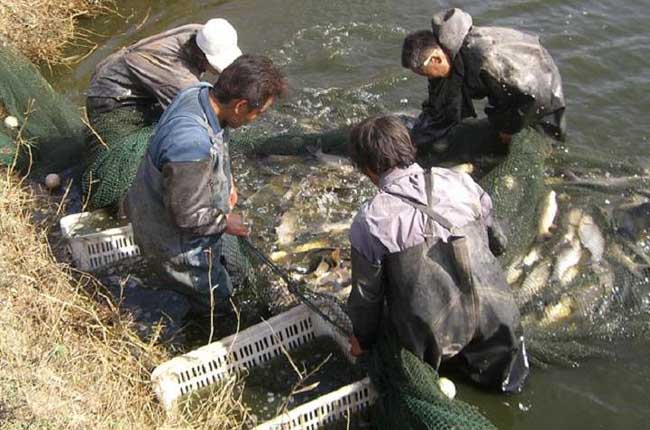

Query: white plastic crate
left=253, top=377, right=374, bottom=430
left=59, top=210, right=140, bottom=271
left=151, top=304, right=377, bottom=428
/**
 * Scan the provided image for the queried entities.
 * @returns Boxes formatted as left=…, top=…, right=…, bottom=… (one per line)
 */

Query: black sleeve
left=161, top=160, right=227, bottom=236
left=487, top=217, right=508, bottom=257
left=481, top=71, right=538, bottom=135
left=347, top=247, right=385, bottom=350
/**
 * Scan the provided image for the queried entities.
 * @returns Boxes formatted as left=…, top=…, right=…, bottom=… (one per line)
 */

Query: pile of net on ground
left=0, top=38, right=86, bottom=175
left=82, top=106, right=156, bottom=209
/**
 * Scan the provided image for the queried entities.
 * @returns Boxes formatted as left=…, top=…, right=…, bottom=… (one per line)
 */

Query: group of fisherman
left=84, top=8, right=566, bottom=394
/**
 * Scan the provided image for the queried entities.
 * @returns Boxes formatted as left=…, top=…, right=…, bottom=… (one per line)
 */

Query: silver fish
left=559, top=265, right=581, bottom=287
left=312, top=149, right=353, bottom=171
left=523, top=246, right=543, bottom=268
left=506, top=255, right=524, bottom=285
left=551, top=239, right=583, bottom=282
left=515, top=257, right=553, bottom=306
left=539, top=295, right=574, bottom=326
left=578, top=214, right=605, bottom=263
left=276, top=211, right=299, bottom=245
left=537, top=190, right=558, bottom=240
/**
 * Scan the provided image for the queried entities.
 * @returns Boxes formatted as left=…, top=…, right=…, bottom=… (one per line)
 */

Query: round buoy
left=4, top=116, right=19, bottom=129
left=438, top=377, right=456, bottom=399
left=45, top=173, right=61, bottom=190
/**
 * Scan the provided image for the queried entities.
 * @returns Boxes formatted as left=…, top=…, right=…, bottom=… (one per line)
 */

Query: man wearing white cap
left=87, top=18, right=242, bottom=116
left=83, top=19, right=242, bottom=209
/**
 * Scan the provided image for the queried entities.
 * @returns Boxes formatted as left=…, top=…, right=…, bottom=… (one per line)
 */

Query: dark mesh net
left=478, top=128, right=552, bottom=265
left=0, top=38, right=85, bottom=175
left=363, top=329, right=497, bottom=430
left=82, top=105, right=156, bottom=209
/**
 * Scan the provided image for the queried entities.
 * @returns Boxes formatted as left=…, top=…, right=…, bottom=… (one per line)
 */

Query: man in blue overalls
left=347, top=115, right=529, bottom=393
left=125, top=54, right=287, bottom=308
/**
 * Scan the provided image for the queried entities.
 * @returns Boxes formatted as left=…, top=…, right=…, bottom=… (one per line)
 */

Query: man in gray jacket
left=87, top=18, right=241, bottom=119
left=402, top=8, right=565, bottom=159
left=347, top=115, right=529, bottom=393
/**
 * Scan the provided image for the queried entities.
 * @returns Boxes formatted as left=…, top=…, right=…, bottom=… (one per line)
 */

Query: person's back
left=87, top=24, right=203, bottom=113
left=346, top=115, right=529, bottom=393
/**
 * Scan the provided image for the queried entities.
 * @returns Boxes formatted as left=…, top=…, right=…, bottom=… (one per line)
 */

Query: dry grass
left=0, top=163, right=249, bottom=429
left=0, top=0, right=113, bottom=66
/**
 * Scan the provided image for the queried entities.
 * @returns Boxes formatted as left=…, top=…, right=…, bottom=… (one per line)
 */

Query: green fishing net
left=82, top=105, right=157, bottom=209
left=363, top=329, right=496, bottom=430
left=478, top=127, right=552, bottom=266
left=0, top=38, right=85, bottom=175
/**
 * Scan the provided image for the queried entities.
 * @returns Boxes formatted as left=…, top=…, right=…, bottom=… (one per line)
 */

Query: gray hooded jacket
left=87, top=25, right=205, bottom=113
left=416, top=8, right=566, bottom=141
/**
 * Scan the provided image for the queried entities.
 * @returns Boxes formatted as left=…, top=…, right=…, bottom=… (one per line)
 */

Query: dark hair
left=212, top=54, right=288, bottom=108
left=401, top=30, right=439, bottom=69
left=185, top=34, right=209, bottom=72
left=349, top=115, right=416, bottom=175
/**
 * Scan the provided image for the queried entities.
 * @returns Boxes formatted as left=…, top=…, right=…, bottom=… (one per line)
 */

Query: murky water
left=48, top=0, right=650, bottom=428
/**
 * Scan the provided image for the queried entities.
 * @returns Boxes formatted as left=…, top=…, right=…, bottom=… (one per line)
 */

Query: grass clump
left=0, top=0, right=113, bottom=65
left=0, top=167, right=248, bottom=430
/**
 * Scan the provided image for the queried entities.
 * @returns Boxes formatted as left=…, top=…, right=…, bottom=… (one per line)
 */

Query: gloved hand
left=487, top=219, right=508, bottom=256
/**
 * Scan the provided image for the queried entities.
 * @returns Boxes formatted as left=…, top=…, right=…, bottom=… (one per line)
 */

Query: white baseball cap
left=196, top=18, right=242, bottom=72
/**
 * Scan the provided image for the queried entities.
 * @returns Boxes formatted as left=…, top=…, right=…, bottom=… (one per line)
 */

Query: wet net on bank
left=0, top=38, right=86, bottom=175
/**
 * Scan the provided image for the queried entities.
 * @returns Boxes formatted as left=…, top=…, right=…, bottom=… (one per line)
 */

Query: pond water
left=48, top=0, right=650, bottom=428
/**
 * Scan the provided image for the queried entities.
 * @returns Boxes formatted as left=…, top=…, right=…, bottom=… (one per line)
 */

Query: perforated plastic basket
left=151, top=304, right=377, bottom=428
left=59, top=210, right=140, bottom=271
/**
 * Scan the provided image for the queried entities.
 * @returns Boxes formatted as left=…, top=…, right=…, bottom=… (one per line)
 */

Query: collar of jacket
left=198, top=85, right=223, bottom=136
left=378, top=163, right=424, bottom=190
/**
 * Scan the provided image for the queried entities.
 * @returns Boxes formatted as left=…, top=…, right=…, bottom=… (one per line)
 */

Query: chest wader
left=126, top=91, right=234, bottom=307
left=384, top=171, right=529, bottom=392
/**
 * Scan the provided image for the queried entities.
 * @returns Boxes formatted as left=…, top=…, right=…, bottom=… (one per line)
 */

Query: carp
left=551, top=239, right=583, bottom=282
left=578, top=214, right=605, bottom=263
left=537, top=190, right=558, bottom=240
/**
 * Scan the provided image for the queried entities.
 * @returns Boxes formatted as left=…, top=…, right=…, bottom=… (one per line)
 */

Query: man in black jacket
left=402, top=8, right=565, bottom=159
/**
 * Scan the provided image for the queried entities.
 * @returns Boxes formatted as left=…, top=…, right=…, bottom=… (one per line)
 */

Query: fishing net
left=478, top=127, right=552, bottom=265
left=230, top=125, right=351, bottom=157
left=0, top=38, right=86, bottom=175
left=363, top=329, right=496, bottom=430
left=82, top=105, right=157, bottom=209
left=487, top=129, right=650, bottom=367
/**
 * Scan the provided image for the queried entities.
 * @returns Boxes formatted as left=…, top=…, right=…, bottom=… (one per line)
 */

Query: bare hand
left=225, top=213, right=249, bottom=237
left=498, top=132, right=512, bottom=145
left=229, top=184, right=238, bottom=209
left=349, top=336, right=365, bottom=357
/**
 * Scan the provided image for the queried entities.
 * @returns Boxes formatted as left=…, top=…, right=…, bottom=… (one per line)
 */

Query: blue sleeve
left=149, top=116, right=212, bottom=169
